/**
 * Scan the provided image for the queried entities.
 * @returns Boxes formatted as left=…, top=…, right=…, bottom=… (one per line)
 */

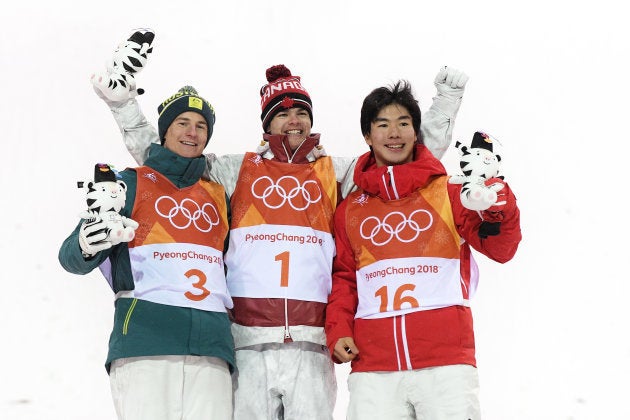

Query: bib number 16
left=374, top=284, right=419, bottom=312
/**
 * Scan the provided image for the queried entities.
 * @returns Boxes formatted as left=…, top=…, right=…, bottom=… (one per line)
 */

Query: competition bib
left=226, top=153, right=336, bottom=303
left=226, top=224, right=334, bottom=302
left=356, top=256, right=466, bottom=319
left=128, top=243, right=232, bottom=311
left=345, top=177, right=470, bottom=320
left=126, top=166, right=232, bottom=311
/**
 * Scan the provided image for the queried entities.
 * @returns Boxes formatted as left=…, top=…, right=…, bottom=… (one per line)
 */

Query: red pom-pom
left=266, top=64, right=292, bottom=82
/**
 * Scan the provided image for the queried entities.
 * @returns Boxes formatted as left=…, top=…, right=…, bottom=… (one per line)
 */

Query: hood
left=353, top=144, right=447, bottom=200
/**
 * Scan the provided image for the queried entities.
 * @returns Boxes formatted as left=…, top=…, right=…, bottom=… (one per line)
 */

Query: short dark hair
left=360, top=80, right=421, bottom=137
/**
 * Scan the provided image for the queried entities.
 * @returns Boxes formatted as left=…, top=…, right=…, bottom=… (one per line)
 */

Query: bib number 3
left=184, top=268, right=211, bottom=301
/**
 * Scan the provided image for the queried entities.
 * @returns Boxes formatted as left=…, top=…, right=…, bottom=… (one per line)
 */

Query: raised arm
left=90, top=29, right=159, bottom=165
left=420, top=66, right=469, bottom=160
left=91, top=29, right=246, bottom=190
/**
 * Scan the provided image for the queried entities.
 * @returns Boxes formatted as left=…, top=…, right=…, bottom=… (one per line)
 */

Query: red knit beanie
left=259, top=64, right=313, bottom=131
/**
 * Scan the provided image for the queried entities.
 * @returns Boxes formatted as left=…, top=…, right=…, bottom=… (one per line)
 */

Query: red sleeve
left=448, top=182, right=522, bottom=263
left=325, top=199, right=359, bottom=361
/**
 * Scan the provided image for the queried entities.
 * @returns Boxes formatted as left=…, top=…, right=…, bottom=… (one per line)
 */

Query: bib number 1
left=274, top=251, right=290, bottom=287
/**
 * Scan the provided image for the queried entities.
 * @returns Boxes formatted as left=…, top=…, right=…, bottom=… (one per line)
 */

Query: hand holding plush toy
left=448, top=131, right=504, bottom=211
left=90, top=28, right=155, bottom=105
left=77, top=164, right=139, bottom=258
left=449, top=131, right=512, bottom=238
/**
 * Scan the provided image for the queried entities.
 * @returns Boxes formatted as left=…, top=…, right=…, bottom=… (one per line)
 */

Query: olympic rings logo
left=251, top=175, right=322, bottom=211
left=155, top=196, right=220, bottom=232
left=360, top=209, right=433, bottom=246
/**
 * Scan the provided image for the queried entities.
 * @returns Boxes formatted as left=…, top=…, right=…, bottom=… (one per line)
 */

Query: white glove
left=434, top=66, right=469, bottom=99
left=78, top=215, right=113, bottom=258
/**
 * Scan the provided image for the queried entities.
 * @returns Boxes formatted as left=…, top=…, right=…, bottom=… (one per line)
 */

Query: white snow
left=1, top=1, right=627, bottom=419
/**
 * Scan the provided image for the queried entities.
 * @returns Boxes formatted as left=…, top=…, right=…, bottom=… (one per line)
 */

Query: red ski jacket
left=325, top=144, right=521, bottom=372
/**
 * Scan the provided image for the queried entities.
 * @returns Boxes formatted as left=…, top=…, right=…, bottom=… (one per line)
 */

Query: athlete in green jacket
left=59, top=86, right=235, bottom=420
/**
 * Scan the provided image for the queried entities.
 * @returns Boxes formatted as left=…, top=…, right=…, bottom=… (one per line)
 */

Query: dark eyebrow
left=374, top=115, right=411, bottom=123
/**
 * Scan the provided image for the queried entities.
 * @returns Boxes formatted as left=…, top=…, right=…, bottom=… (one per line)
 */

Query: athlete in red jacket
left=325, top=81, right=521, bottom=420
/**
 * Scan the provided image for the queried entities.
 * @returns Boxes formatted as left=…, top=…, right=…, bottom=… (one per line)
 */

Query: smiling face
left=162, top=111, right=208, bottom=158
left=267, top=107, right=312, bottom=150
left=364, top=103, right=416, bottom=167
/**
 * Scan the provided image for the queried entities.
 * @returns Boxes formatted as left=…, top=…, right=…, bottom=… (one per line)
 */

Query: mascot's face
left=86, top=180, right=128, bottom=213
left=461, top=148, right=501, bottom=179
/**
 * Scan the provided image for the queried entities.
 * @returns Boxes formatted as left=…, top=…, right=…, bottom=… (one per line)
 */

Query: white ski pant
left=233, top=342, right=336, bottom=420
left=346, top=364, right=480, bottom=420
left=109, top=355, right=232, bottom=420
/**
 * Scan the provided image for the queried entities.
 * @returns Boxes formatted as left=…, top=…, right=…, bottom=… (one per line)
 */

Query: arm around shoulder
left=208, top=154, right=246, bottom=196
left=332, top=156, right=358, bottom=199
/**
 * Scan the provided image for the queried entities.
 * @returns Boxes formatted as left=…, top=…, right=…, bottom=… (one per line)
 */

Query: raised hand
left=434, top=66, right=469, bottom=98
left=91, top=28, right=155, bottom=105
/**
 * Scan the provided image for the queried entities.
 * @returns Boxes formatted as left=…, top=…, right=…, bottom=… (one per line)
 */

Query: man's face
left=268, top=107, right=312, bottom=150
left=364, top=104, right=416, bottom=167
left=163, top=112, right=208, bottom=158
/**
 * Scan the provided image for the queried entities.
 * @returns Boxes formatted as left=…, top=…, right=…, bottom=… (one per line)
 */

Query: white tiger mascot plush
left=78, top=163, right=139, bottom=246
left=90, top=28, right=155, bottom=103
left=448, top=131, right=505, bottom=211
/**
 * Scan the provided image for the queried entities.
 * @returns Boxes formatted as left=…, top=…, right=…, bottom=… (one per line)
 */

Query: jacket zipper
left=282, top=139, right=307, bottom=164
left=284, top=297, right=293, bottom=342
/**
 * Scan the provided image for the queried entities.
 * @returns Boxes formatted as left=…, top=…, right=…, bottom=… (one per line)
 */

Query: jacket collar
left=257, top=133, right=325, bottom=163
left=353, top=144, right=447, bottom=200
left=145, top=143, right=206, bottom=188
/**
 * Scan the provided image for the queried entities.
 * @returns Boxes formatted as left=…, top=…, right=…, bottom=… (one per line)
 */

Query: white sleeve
left=208, top=154, right=245, bottom=196
left=420, top=92, right=463, bottom=160
left=109, top=98, right=159, bottom=165
left=332, top=156, right=358, bottom=199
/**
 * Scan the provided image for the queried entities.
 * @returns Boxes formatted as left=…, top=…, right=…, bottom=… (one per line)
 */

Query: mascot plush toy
left=449, top=131, right=507, bottom=237
left=78, top=163, right=139, bottom=251
left=90, top=28, right=155, bottom=103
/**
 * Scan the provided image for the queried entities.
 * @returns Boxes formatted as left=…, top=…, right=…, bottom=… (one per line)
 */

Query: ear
left=364, top=134, right=372, bottom=147
left=118, top=180, right=128, bottom=192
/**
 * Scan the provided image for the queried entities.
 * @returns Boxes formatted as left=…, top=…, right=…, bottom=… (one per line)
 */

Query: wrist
left=431, top=93, right=462, bottom=118
left=480, top=210, right=504, bottom=223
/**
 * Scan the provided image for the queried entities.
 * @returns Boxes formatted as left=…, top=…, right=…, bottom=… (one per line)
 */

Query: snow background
left=1, top=1, right=628, bottom=419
